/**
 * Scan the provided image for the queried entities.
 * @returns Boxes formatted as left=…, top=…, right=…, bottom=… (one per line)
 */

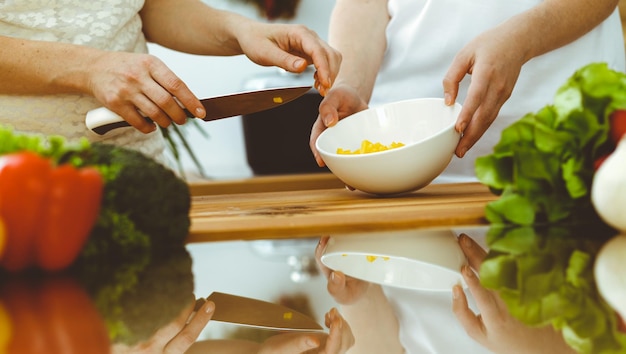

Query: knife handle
left=85, top=107, right=138, bottom=137
left=86, top=97, right=192, bottom=137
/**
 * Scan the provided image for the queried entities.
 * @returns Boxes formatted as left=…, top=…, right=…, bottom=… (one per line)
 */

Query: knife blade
left=198, top=291, right=323, bottom=332
left=85, top=85, right=312, bottom=137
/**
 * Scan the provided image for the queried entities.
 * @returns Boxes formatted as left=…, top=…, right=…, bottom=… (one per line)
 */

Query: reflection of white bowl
left=320, top=229, right=467, bottom=291
left=315, top=98, right=462, bottom=195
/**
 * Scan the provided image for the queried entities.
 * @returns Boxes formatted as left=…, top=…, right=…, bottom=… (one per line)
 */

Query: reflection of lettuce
left=480, top=223, right=626, bottom=353
left=476, top=63, right=626, bottom=225
left=73, top=247, right=194, bottom=346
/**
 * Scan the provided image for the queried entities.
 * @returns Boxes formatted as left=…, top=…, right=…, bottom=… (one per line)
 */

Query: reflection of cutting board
left=187, top=173, right=498, bottom=243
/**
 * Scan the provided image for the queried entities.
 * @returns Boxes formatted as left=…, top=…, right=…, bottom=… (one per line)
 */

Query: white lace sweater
left=0, top=0, right=166, bottom=162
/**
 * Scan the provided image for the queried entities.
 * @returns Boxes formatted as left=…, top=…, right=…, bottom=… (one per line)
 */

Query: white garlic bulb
left=592, top=137, right=626, bottom=232
left=594, top=234, right=626, bottom=326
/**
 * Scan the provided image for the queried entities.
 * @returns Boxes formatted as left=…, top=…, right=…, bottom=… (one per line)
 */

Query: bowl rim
left=315, top=97, right=461, bottom=158
left=320, top=250, right=466, bottom=291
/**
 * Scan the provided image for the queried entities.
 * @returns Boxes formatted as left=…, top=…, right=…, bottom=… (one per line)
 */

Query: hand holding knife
left=85, top=86, right=312, bottom=137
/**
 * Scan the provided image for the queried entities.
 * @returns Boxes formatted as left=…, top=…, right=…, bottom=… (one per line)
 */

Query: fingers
left=315, top=236, right=332, bottom=278
left=458, top=233, right=487, bottom=270
left=283, top=25, right=341, bottom=93
left=458, top=234, right=497, bottom=314
left=246, top=23, right=340, bottom=95
left=92, top=53, right=202, bottom=133
left=315, top=239, right=370, bottom=305
left=442, top=54, right=467, bottom=107
left=148, top=61, right=204, bottom=124
left=258, top=332, right=322, bottom=354
left=454, top=105, right=497, bottom=158
left=309, top=86, right=368, bottom=166
left=310, top=117, right=330, bottom=167
left=452, top=284, right=486, bottom=345
left=458, top=235, right=503, bottom=322
left=164, top=299, right=215, bottom=354
left=324, top=308, right=355, bottom=354
left=327, top=271, right=349, bottom=299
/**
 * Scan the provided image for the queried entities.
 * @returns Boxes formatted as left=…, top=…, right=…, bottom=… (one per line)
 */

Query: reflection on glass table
left=3, top=222, right=626, bottom=354
left=0, top=240, right=353, bottom=354
left=480, top=222, right=626, bottom=354
left=313, top=223, right=626, bottom=354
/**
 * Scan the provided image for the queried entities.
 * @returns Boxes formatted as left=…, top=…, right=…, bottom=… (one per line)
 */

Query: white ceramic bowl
left=320, top=229, right=467, bottom=291
left=315, top=98, right=462, bottom=195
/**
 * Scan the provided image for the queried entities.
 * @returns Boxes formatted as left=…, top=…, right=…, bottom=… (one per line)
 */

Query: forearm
left=328, top=0, right=389, bottom=102
left=341, top=284, right=404, bottom=354
left=0, top=36, right=101, bottom=95
left=140, top=0, right=249, bottom=56
left=500, top=0, right=619, bottom=63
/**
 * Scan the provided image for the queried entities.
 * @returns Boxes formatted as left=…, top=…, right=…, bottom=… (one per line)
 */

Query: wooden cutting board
left=187, top=173, right=498, bottom=243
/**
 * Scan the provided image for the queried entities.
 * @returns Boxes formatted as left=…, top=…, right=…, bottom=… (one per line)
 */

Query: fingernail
left=457, top=122, right=467, bottom=133
left=331, top=272, right=340, bottom=283
left=306, top=337, right=318, bottom=347
left=458, top=146, right=468, bottom=158
left=452, top=285, right=462, bottom=299
left=195, top=107, right=205, bottom=118
left=463, top=265, right=474, bottom=277
left=462, top=234, right=472, bottom=248
left=322, top=113, right=333, bottom=126
left=293, top=58, right=305, bottom=69
left=444, top=93, right=452, bottom=105
left=205, top=301, right=215, bottom=313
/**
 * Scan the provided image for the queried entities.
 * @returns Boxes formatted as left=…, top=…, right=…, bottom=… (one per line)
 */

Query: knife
left=195, top=291, right=323, bottom=332
left=85, top=85, right=312, bottom=137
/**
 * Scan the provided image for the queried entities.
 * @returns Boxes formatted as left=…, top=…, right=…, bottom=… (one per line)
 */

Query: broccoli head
left=68, top=143, right=192, bottom=259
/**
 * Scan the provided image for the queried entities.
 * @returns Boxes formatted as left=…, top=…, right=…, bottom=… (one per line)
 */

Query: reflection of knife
left=85, top=85, right=312, bottom=137
left=197, top=292, right=323, bottom=332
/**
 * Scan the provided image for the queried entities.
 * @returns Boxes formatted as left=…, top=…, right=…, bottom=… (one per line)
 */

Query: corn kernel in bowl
left=337, top=139, right=405, bottom=155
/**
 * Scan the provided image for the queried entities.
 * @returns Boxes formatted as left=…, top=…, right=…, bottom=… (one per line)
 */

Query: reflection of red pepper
left=1, top=276, right=110, bottom=354
left=610, top=109, right=626, bottom=145
left=0, top=152, right=103, bottom=272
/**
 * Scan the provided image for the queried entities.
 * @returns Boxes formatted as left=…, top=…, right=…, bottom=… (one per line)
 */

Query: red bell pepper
left=610, top=109, right=626, bottom=145
left=0, top=152, right=103, bottom=272
left=1, top=276, right=110, bottom=354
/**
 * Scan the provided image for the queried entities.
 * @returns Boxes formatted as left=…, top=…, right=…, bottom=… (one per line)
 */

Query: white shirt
left=0, top=0, right=166, bottom=162
left=372, top=0, right=626, bottom=182
left=371, top=2, right=625, bottom=352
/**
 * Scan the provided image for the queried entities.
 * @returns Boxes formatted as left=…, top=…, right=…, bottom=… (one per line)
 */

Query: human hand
left=309, top=85, right=369, bottom=167
left=452, top=233, right=576, bottom=354
left=234, top=21, right=342, bottom=96
left=257, top=308, right=354, bottom=354
left=314, top=236, right=371, bottom=305
left=88, top=51, right=205, bottom=134
left=442, top=25, right=527, bottom=158
left=111, top=297, right=214, bottom=354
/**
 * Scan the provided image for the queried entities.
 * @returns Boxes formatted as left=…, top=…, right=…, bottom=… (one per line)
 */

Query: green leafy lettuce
left=481, top=223, right=626, bottom=353
left=475, top=62, right=626, bottom=225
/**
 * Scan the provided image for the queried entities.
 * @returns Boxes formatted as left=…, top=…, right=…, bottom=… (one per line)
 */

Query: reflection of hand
left=258, top=308, right=354, bottom=354
left=452, top=234, right=577, bottom=354
left=235, top=21, right=342, bottom=96
left=314, top=236, right=371, bottom=305
left=89, top=51, right=205, bottom=134
left=442, top=24, right=524, bottom=158
left=112, top=297, right=214, bottom=354
left=309, top=85, right=369, bottom=167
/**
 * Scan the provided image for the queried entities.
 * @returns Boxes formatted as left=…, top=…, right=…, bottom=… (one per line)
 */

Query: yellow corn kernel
left=336, top=139, right=405, bottom=154
left=273, top=96, right=283, bottom=103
